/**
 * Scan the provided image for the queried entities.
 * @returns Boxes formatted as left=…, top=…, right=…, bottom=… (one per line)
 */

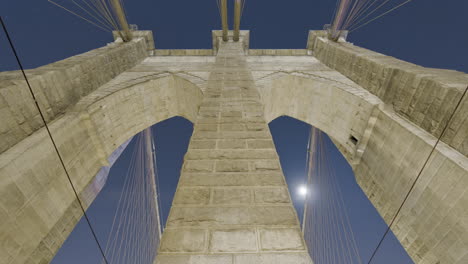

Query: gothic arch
left=0, top=74, right=204, bottom=264
left=256, top=72, right=468, bottom=263
left=256, top=72, right=379, bottom=165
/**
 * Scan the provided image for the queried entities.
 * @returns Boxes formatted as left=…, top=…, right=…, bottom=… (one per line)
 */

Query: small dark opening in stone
left=350, top=135, right=358, bottom=145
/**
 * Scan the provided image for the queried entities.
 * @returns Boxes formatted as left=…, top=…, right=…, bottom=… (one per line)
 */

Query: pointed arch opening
left=268, top=115, right=413, bottom=264
left=52, top=116, right=194, bottom=264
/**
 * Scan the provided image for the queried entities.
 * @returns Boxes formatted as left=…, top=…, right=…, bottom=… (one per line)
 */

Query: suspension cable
left=303, top=127, right=363, bottom=264
left=329, top=0, right=417, bottom=39
left=367, top=85, right=468, bottom=263
left=0, top=16, right=110, bottom=264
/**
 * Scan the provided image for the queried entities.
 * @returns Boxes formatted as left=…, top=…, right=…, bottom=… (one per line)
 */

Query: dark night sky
left=1, top=0, right=467, bottom=263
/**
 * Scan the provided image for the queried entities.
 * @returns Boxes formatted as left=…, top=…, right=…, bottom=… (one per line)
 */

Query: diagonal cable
left=0, top=16, right=110, bottom=264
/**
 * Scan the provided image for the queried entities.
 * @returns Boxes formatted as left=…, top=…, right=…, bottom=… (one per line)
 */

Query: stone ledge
left=179, top=173, right=285, bottom=187
left=153, top=49, right=214, bottom=56
left=166, top=206, right=298, bottom=227
left=248, top=49, right=309, bottom=56
left=155, top=253, right=313, bottom=264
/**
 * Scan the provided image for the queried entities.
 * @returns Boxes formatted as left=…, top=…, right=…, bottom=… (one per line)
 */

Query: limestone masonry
left=0, top=30, right=467, bottom=264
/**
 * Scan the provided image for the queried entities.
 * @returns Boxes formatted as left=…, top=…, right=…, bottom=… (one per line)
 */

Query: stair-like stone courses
left=155, top=40, right=313, bottom=264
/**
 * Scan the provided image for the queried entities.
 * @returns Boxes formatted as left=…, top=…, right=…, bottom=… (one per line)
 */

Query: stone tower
left=0, top=29, right=467, bottom=264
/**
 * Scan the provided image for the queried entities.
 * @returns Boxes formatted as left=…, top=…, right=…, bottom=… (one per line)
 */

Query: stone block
left=160, top=229, right=206, bottom=253
left=183, top=160, right=214, bottom=173
left=220, top=117, right=264, bottom=124
left=222, top=131, right=270, bottom=139
left=196, top=117, right=218, bottom=124
left=156, top=255, right=233, bottom=264
left=247, top=140, right=274, bottom=149
left=173, top=188, right=210, bottom=205
left=212, top=188, right=251, bottom=204
left=186, top=150, right=276, bottom=160
left=167, top=206, right=297, bottom=227
left=234, top=253, right=312, bottom=264
left=216, top=161, right=249, bottom=172
left=243, top=112, right=263, bottom=118
left=259, top=228, right=305, bottom=251
left=220, top=124, right=245, bottom=131
left=221, top=111, right=243, bottom=118
left=251, top=160, right=281, bottom=171
left=251, top=206, right=298, bottom=226
left=245, top=123, right=267, bottom=131
left=254, top=188, right=290, bottom=203
left=0, top=183, right=26, bottom=215
left=195, top=124, right=218, bottom=132
left=210, top=229, right=257, bottom=252
left=218, top=139, right=246, bottom=149
left=198, top=111, right=218, bottom=118
left=180, top=173, right=285, bottom=187
left=167, top=207, right=251, bottom=227
left=189, top=140, right=216, bottom=149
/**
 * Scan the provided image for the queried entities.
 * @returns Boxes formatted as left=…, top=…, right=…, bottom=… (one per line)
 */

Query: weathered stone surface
left=195, top=124, right=218, bottom=131
left=259, top=228, right=305, bottom=251
left=251, top=160, right=281, bottom=171
left=307, top=30, right=468, bottom=156
left=216, top=160, right=249, bottom=172
left=189, top=140, right=216, bottom=149
left=173, top=188, right=210, bottom=205
left=184, top=160, right=215, bottom=173
left=167, top=206, right=297, bottom=227
left=220, top=123, right=245, bottom=131
left=160, top=229, right=206, bottom=253
left=254, top=187, right=290, bottom=203
left=0, top=44, right=206, bottom=263
left=247, top=139, right=275, bottom=149
left=186, top=149, right=276, bottom=160
left=158, top=38, right=311, bottom=263
left=0, top=32, right=151, bottom=154
left=212, top=188, right=251, bottom=204
left=210, top=229, right=257, bottom=252
left=1, top=28, right=466, bottom=264
left=234, top=253, right=313, bottom=264
left=218, top=139, right=246, bottom=149
left=156, top=255, right=233, bottom=264
left=179, top=172, right=285, bottom=187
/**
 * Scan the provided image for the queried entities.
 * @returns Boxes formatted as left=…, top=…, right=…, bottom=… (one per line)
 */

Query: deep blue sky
left=1, top=0, right=467, bottom=263
left=1, top=0, right=467, bottom=72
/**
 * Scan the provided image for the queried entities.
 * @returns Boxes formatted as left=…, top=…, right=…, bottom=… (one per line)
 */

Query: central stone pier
left=155, top=35, right=313, bottom=264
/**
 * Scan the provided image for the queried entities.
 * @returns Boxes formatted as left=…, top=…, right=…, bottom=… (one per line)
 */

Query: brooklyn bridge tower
left=0, top=1, right=467, bottom=264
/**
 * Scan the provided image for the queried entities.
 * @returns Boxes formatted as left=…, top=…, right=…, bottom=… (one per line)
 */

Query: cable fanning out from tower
left=47, top=0, right=133, bottom=41
left=328, top=0, right=416, bottom=41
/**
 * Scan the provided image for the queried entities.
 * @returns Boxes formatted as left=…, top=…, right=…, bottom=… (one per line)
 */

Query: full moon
left=298, top=185, right=308, bottom=196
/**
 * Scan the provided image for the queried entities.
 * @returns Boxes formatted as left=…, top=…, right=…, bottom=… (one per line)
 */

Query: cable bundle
left=329, top=0, right=415, bottom=39
left=47, top=0, right=131, bottom=37
left=215, top=0, right=247, bottom=22
left=303, top=128, right=362, bottom=264
left=102, top=127, right=162, bottom=264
